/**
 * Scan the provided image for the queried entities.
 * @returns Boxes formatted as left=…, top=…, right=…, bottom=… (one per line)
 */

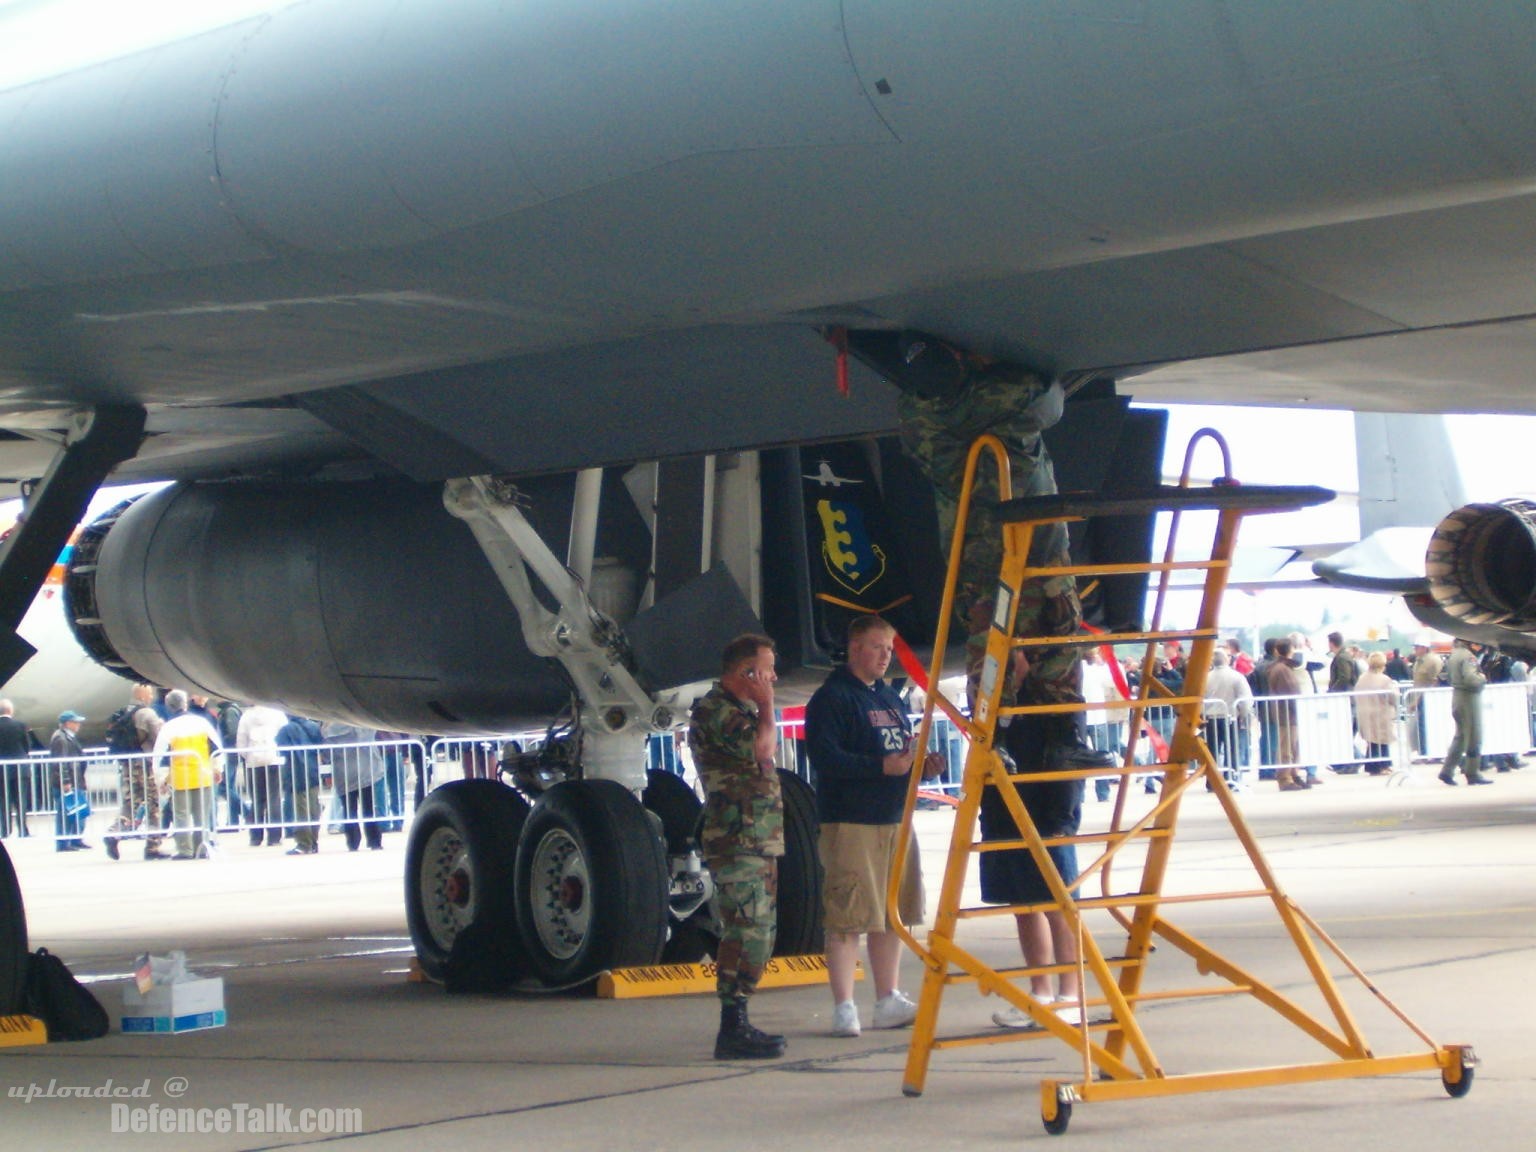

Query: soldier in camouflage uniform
left=103, top=684, right=168, bottom=861
left=688, top=633, right=787, bottom=1060
left=845, top=329, right=1113, bottom=771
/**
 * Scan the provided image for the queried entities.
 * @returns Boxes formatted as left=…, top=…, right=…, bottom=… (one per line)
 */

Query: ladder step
left=998, top=693, right=1210, bottom=715
left=1011, top=628, right=1218, bottom=649
left=940, top=956, right=1144, bottom=985
left=972, top=828, right=1173, bottom=854
left=954, top=888, right=1275, bottom=918
left=993, top=765, right=1180, bottom=785
left=929, top=1018, right=1116, bottom=1050
left=1019, top=559, right=1229, bottom=579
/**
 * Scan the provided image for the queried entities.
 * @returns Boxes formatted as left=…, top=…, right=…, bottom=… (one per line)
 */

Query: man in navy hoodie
left=806, top=615, right=945, bottom=1038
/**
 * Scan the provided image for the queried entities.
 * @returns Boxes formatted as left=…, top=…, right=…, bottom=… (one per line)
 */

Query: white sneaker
left=831, top=1000, right=861, bottom=1037
left=872, top=990, right=919, bottom=1030
left=992, top=994, right=1053, bottom=1029
left=1054, top=1002, right=1084, bottom=1027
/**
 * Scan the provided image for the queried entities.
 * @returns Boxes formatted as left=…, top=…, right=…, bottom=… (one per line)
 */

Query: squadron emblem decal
left=815, top=498, right=887, bottom=596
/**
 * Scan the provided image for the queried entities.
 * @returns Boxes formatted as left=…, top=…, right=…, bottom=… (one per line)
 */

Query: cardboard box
left=121, top=977, right=226, bottom=1034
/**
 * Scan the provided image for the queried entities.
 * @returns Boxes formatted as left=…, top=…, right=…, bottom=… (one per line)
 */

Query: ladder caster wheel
left=1042, top=1100, right=1072, bottom=1136
left=1442, top=1065, right=1474, bottom=1099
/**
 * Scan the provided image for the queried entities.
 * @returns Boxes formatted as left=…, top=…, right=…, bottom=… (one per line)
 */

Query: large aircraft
left=6, top=2, right=1536, bottom=1001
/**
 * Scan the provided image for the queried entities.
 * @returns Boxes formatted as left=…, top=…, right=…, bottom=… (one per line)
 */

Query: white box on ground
left=121, top=977, right=226, bottom=1034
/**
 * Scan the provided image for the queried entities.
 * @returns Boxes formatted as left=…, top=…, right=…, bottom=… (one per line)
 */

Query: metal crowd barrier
left=9, top=685, right=1530, bottom=851
left=0, top=736, right=429, bottom=851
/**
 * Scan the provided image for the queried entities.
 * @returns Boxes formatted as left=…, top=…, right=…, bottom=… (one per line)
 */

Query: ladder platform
left=995, top=483, right=1334, bottom=522
left=894, top=436, right=1466, bottom=1131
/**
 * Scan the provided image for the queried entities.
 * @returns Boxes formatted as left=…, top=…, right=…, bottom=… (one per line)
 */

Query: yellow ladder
left=891, top=432, right=1475, bottom=1135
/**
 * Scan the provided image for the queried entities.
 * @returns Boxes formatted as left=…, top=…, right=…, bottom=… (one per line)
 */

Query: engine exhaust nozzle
left=1426, top=498, right=1536, bottom=630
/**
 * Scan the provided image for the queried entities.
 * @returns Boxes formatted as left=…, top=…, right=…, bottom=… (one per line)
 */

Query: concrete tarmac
left=3, top=766, right=1534, bottom=1150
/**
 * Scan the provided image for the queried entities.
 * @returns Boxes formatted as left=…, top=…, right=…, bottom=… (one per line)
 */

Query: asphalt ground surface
left=2, top=763, right=1533, bottom=1150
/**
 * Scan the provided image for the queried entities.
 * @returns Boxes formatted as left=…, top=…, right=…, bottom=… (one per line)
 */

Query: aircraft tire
left=1, top=840, right=27, bottom=1015
left=772, top=769, right=824, bottom=958
left=515, top=780, right=668, bottom=986
left=641, top=768, right=703, bottom=857
left=405, top=779, right=529, bottom=983
left=642, top=770, right=720, bottom=964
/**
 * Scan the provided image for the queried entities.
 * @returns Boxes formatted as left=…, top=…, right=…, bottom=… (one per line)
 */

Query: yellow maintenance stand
left=891, top=432, right=1476, bottom=1135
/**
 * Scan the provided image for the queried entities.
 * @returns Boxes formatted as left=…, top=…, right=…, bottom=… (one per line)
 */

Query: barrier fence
left=4, top=684, right=1533, bottom=849
left=0, top=737, right=428, bottom=851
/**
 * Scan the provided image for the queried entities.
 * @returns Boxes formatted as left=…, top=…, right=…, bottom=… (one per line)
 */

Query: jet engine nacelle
left=65, top=480, right=581, bottom=733
left=1421, top=497, right=1536, bottom=649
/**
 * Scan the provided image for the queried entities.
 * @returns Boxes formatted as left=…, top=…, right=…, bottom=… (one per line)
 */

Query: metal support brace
left=0, top=405, right=145, bottom=683
left=443, top=475, right=678, bottom=792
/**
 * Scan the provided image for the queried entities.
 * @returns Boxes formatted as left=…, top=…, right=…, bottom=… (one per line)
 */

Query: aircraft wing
left=7, top=3, right=1536, bottom=497
left=7, top=1, right=1536, bottom=725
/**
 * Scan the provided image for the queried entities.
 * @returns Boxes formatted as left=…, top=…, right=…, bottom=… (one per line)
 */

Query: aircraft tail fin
left=1353, top=412, right=1465, bottom=538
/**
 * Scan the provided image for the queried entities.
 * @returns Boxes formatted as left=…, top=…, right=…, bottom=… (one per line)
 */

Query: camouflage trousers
left=108, top=756, right=163, bottom=847
left=708, top=853, right=778, bottom=1003
left=932, top=449, right=1081, bottom=706
left=901, top=381, right=1083, bottom=708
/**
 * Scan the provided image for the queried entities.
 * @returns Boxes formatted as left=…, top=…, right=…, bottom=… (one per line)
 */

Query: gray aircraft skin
left=11, top=1, right=1536, bottom=996
left=5, top=2, right=1536, bottom=486
left=4, top=1, right=1536, bottom=715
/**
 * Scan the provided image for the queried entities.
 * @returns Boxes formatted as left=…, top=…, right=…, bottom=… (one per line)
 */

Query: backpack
left=104, top=705, right=140, bottom=754
left=24, top=947, right=110, bottom=1041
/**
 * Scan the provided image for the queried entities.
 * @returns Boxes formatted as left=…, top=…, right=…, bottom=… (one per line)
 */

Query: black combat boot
left=1042, top=714, right=1118, bottom=773
left=714, top=997, right=786, bottom=1060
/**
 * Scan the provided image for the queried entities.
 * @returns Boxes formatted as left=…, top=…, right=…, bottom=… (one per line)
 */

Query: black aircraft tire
left=0, top=841, right=26, bottom=1015
left=515, top=780, right=668, bottom=986
left=405, top=780, right=530, bottom=983
left=773, top=769, right=825, bottom=957
left=641, top=768, right=702, bottom=856
left=660, top=918, right=718, bottom=965
left=642, top=770, right=720, bottom=964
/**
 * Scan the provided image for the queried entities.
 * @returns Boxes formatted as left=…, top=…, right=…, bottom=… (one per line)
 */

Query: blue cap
left=58, top=710, right=85, bottom=724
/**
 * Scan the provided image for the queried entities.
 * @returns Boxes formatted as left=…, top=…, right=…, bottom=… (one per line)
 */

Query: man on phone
left=688, top=633, right=787, bottom=1060
left=805, top=615, right=945, bottom=1038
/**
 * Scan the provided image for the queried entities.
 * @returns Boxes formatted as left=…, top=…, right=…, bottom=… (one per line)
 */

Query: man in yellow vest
left=151, top=689, right=224, bottom=859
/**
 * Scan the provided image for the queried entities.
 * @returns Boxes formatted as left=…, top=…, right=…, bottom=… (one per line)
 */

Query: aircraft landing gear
left=413, top=474, right=687, bottom=988
left=642, top=769, right=719, bottom=964
left=1, top=841, right=27, bottom=1015
left=515, top=780, right=668, bottom=985
left=640, top=768, right=826, bottom=965
left=773, top=770, right=824, bottom=958
left=414, top=472, right=825, bottom=990
left=405, top=780, right=530, bottom=983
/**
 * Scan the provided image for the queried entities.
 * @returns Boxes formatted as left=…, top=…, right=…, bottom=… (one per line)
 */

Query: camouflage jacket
left=688, top=683, right=784, bottom=858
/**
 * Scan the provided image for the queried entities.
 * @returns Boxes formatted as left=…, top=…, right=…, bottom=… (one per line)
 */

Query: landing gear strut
left=404, top=474, right=685, bottom=987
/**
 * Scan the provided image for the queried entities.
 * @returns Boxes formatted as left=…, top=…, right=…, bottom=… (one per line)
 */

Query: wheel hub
left=420, top=827, right=475, bottom=949
left=528, top=828, right=591, bottom=960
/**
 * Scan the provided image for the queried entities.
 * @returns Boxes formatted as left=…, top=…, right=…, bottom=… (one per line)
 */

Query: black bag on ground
left=24, top=947, right=110, bottom=1041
